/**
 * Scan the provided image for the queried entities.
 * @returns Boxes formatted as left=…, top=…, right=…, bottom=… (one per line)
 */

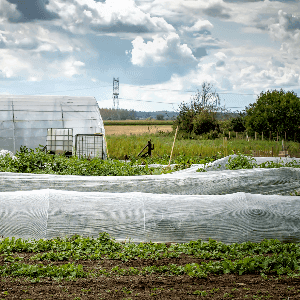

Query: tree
left=173, top=82, right=221, bottom=138
left=192, top=82, right=221, bottom=107
left=230, top=112, right=246, bottom=132
left=244, top=89, right=300, bottom=140
left=156, top=114, right=164, bottom=120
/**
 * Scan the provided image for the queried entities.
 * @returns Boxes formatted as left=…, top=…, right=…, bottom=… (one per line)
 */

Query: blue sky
left=0, top=0, right=299, bottom=112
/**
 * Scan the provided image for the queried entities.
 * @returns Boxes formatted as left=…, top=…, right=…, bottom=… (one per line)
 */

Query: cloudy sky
left=0, top=0, right=299, bottom=112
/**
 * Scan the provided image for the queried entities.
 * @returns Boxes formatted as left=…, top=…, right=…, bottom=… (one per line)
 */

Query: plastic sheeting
left=1, top=156, right=300, bottom=244
left=0, top=166, right=299, bottom=195
left=1, top=189, right=300, bottom=244
left=0, top=95, right=106, bottom=157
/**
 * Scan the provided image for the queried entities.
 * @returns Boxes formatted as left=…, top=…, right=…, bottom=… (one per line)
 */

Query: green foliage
left=173, top=82, right=221, bottom=138
left=230, top=112, right=246, bottom=132
left=225, top=153, right=300, bottom=170
left=0, top=145, right=217, bottom=176
left=2, top=235, right=300, bottom=281
left=244, top=89, right=300, bottom=141
left=226, top=154, right=258, bottom=170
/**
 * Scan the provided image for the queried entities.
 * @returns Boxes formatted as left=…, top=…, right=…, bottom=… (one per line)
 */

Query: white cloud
left=131, top=32, right=197, bottom=67
left=269, top=10, right=300, bottom=56
left=181, top=19, right=213, bottom=33
left=47, top=0, right=175, bottom=35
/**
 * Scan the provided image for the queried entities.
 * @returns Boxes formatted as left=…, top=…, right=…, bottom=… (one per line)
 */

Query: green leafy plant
left=226, top=153, right=258, bottom=170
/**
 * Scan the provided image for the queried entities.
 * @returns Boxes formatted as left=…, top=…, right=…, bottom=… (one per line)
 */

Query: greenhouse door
left=75, top=134, right=104, bottom=159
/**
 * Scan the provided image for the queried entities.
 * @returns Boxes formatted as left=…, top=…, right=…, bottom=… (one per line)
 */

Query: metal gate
left=75, top=134, right=104, bottom=159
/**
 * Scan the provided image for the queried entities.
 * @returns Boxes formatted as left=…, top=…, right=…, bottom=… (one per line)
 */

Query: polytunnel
left=0, top=95, right=106, bottom=159
left=1, top=156, right=300, bottom=244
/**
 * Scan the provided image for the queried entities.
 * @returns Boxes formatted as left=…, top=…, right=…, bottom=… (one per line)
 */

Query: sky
left=0, top=0, right=299, bottom=112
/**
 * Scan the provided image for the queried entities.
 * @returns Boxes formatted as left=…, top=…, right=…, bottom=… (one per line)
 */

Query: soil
left=1, top=246, right=300, bottom=300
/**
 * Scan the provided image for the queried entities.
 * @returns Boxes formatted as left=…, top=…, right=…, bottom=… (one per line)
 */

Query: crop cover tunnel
left=0, top=156, right=300, bottom=244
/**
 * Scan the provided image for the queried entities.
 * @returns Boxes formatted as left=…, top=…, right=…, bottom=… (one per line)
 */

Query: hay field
left=105, top=125, right=173, bottom=136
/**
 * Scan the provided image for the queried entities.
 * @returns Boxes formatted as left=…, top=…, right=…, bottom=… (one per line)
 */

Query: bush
left=244, top=89, right=300, bottom=141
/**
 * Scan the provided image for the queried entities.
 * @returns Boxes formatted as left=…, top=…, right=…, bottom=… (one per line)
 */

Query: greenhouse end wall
left=0, top=95, right=106, bottom=159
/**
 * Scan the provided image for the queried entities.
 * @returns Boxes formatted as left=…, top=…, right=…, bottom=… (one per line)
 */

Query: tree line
left=173, top=82, right=300, bottom=142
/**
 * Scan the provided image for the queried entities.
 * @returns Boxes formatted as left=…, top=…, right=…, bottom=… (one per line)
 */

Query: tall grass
left=106, top=133, right=300, bottom=160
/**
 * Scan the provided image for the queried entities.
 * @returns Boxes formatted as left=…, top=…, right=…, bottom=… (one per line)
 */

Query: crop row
left=2, top=254, right=300, bottom=281
left=0, top=146, right=213, bottom=176
left=2, top=233, right=300, bottom=258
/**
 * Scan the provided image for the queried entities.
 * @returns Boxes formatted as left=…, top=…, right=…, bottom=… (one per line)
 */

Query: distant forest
left=99, top=108, right=178, bottom=120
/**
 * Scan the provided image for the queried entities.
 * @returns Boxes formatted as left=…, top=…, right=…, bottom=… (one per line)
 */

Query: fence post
left=262, top=132, right=263, bottom=141
left=229, top=131, right=230, bottom=139
left=236, top=132, right=238, bottom=139
left=255, top=132, right=257, bottom=140
left=295, top=132, right=296, bottom=142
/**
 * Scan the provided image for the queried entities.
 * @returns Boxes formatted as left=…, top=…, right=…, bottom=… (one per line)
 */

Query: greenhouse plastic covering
left=1, top=156, right=300, bottom=244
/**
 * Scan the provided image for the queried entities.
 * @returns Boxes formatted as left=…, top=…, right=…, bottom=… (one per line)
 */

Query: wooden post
left=168, top=126, right=178, bottom=168
left=262, top=132, right=263, bottom=141
left=229, top=131, right=230, bottom=139
left=255, top=132, right=257, bottom=140
left=272, top=147, right=273, bottom=157
left=236, top=132, right=238, bottom=139
left=277, top=131, right=278, bottom=142
left=295, top=132, right=296, bottom=142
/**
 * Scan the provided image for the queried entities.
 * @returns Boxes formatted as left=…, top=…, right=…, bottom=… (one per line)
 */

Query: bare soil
left=1, top=251, right=299, bottom=299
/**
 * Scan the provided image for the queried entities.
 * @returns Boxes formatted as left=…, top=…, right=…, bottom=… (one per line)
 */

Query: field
left=104, top=125, right=172, bottom=136
left=1, top=234, right=300, bottom=299
left=1, top=126, right=300, bottom=299
left=105, top=132, right=300, bottom=160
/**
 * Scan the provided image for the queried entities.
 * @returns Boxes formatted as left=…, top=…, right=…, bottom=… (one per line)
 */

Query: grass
left=105, top=132, right=300, bottom=160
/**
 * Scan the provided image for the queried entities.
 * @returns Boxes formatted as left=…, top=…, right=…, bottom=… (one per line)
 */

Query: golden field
left=104, top=125, right=173, bottom=136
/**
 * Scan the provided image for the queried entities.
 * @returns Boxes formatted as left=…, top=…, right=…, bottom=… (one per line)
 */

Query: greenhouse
left=0, top=95, right=106, bottom=159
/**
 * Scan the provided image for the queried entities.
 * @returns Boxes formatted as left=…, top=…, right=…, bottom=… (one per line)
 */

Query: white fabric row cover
left=0, top=189, right=300, bottom=244
left=0, top=166, right=299, bottom=195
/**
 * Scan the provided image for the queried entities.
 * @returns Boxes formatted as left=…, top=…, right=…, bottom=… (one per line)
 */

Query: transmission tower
left=113, top=77, right=119, bottom=109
